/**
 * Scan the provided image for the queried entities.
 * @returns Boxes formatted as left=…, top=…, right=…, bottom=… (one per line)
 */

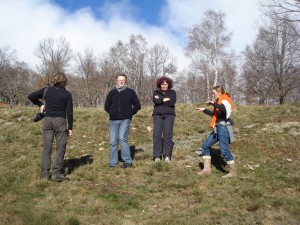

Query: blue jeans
left=201, top=125, right=234, bottom=162
left=109, top=119, right=131, bottom=166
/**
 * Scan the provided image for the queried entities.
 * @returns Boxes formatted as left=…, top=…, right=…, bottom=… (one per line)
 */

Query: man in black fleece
left=28, top=72, right=73, bottom=181
left=104, top=73, right=141, bottom=168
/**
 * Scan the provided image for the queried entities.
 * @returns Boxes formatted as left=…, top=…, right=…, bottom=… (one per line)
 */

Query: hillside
left=0, top=104, right=299, bottom=225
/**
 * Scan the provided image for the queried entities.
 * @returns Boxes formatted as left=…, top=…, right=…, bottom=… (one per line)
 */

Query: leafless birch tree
left=185, top=10, right=232, bottom=100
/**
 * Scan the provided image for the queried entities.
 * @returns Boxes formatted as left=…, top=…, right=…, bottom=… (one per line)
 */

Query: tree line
left=1, top=0, right=299, bottom=107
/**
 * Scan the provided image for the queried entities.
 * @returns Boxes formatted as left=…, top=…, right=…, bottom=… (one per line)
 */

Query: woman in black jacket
left=152, top=76, right=176, bottom=162
left=28, top=72, right=73, bottom=181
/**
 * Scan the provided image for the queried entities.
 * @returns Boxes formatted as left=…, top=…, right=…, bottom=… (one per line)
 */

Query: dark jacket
left=152, top=89, right=176, bottom=116
left=104, top=87, right=141, bottom=120
left=28, top=86, right=73, bottom=130
left=203, top=102, right=234, bottom=124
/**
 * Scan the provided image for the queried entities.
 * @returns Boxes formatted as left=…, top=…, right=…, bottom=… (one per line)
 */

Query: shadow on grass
left=117, top=145, right=145, bottom=162
left=63, top=154, right=93, bottom=175
left=198, top=148, right=227, bottom=173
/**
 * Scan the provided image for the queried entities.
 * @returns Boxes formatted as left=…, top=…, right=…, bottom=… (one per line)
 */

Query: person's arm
left=197, top=107, right=214, bottom=116
left=153, top=90, right=163, bottom=105
left=132, top=91, right=141, bottom=115
left=202, top=100, right=225, bottom=116
left=104, top=91, right=113, bottom=113
left=66, top=93, right=73, bottom=132
left=163, top=90, right=176, bottom=106
left=28, top=88, right=46, bottom=106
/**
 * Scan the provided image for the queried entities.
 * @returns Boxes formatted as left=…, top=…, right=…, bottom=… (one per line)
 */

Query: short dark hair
left=116, top=73, right=127, bottom=82
left=156, top=76, right=173, bottom=89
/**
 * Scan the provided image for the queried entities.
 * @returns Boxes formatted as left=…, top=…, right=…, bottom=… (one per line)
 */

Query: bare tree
left=34, top=36, right=73, bottom=85
left=265, top=20, right=300, bottom=104
left=242, top=31, right=274, bottom=104
left=185, top=10, right=232, bottom=100
left=0, top=45, right=16, bottom=71
left=260, top=0, right=300, bottom=23
left=126, top=34, right=148, bottom=97
left=145, top=44, right=177, bottom=104
left=66, top=75, right=84, bottom=107
left=0, top=46, right=17, bottom=104
left=218, top=51, right=237, bottom=96
left=147, top=44, right=177, bottom=78
left=74, top=48, right=98, bottom=106
left=98, top=40, right=128, bottom=102
left=242, top=18, right=300, bottom=104
left=0, top=61, right=36, bottom=106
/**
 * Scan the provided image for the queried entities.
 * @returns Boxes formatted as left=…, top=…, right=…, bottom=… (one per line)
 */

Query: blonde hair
left=52, top=72, right=67, bottom=87
left=213, top=86, right=230, bottom=97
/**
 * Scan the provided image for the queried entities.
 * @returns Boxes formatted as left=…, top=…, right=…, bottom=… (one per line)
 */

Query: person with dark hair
left=28, top=71, right=73, bottom=181
left=196, top=86, right=236, bottom=177
left=152, top=76, right=176, bottom=162
left=104, top=73, right=141, bottom=168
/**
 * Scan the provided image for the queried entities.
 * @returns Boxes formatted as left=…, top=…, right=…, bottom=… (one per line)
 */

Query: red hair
left=156, top=76, right=173, bottom=89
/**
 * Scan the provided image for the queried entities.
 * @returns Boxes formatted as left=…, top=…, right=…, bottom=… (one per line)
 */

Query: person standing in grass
left=152, top=76, right=176, bottom=163
left=104, top=73, right=141, bottom=168
left=28, top=72, right=73, bottom=181
left=196, top=86, right=236, bottom=177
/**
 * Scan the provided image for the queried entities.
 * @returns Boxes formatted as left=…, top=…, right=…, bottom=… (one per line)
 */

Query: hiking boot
left=196, top=158, right=211, bottom=175
left=222, top=163, right=236, bottom=178
left=121, top=163, right=132, bottom=169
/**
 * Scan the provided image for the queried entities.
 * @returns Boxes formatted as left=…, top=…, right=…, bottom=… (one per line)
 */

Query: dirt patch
left=261, top=122, right=300, bottom=136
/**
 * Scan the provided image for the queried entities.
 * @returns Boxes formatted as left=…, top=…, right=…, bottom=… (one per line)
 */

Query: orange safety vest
left=210, top=94, right=233, bottom=128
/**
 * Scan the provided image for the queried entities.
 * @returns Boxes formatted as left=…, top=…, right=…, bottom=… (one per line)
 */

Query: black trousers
left=153, top=114, right=175, bottom=159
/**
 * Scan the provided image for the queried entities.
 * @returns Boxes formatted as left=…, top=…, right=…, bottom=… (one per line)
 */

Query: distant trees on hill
left=1, top=3, right=299, bottom=106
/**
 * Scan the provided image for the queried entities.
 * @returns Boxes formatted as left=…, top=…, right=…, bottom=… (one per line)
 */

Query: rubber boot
left=197, top=158, right=211, bottom=175
left=222, top=163, right=236, bottom=178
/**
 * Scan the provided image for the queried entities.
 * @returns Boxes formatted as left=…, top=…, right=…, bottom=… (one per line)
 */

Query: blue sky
left=0, top=0, right=261, bottom=71
left=52, top=0, right=166, bottom=26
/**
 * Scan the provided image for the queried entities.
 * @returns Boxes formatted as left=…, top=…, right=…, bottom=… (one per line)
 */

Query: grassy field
left=0, top=103, right=299, bottom=225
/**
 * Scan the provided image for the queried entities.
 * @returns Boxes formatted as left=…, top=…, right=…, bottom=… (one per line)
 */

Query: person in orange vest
left=196, top=86, right=236, bottom=177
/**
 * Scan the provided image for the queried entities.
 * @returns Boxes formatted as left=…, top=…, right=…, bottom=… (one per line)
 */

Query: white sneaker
left=154, top=158, right=160, bottom=162
left=164, top=157, right=171, bottom=163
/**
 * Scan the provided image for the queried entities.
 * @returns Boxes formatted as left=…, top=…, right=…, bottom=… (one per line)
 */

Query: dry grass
left=0, top=103, right=299, bottom=225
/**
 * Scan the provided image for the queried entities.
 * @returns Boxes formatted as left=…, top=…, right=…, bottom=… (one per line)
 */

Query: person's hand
left=163, top=98, right=170, bottom=102
left=197, top=107, right=205, bottom=112
left=68, top=130, right=72, bottom=137
left=205, top=101, right=214, bottom=105
left=40, top=104, right=45, bottom=113
left=154, top=95, right=159, bottom=99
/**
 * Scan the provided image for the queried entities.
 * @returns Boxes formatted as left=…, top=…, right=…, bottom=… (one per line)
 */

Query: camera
left=33, top=112, right=45, bottom=122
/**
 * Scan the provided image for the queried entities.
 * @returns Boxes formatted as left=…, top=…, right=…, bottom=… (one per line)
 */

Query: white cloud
left=0, top=0, right=260, bottom=71
left=164, top=0, right=261, bottom=53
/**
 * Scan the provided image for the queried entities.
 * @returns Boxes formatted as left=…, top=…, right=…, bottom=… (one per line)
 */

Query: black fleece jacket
left=203, top=102, right=227, bottom=123
left=104, top=87, right=141, bottom=120
left=28, top=86, right=73, bottom=130
left=152, top=89, right=176, bottom=116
